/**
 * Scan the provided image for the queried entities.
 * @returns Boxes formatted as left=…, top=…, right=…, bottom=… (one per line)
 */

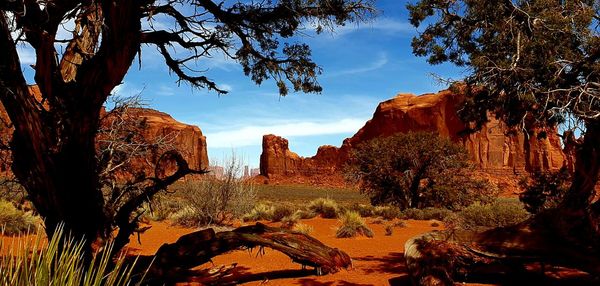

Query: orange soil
left=127, top=218, right=443, bottom=285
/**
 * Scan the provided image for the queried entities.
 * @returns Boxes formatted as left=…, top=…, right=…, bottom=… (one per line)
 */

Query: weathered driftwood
left=137, top=222, right=351, bottom=283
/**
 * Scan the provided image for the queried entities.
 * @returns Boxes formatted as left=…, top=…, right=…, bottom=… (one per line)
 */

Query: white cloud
left=327, top=52, right=388, bottom=77
left=205, top=118, right=364, bottom=148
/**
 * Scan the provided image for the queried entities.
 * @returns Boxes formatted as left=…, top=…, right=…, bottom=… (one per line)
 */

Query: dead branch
left=138, top=222, right=352, bottom=283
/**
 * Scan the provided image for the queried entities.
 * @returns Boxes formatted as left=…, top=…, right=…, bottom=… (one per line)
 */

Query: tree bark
left=137, top=223, right=352, bottom=284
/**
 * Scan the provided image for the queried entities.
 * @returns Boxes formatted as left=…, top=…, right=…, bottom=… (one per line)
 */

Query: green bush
left=348, top=204, right=375, bottom=217
left=335, top=211, right=374, bottom=238
left=345, top=132, right=498, bottom=210
left=373, top=206, right=401, bottom=220
left=0, top=225, right=144, bottom=285
left=459, top=199, right=530, bottom=230
left=400, top=207, right=453, bottom=221
left=519, top=167, right=571, bottom=214
left=308, top=198, right=339, bottom=219
left=0, top=200, right=39, bottom=235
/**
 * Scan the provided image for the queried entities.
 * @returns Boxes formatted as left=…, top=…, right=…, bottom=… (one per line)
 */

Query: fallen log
left=404, top=215, right=600, bottom=286
left=136, top=222, right=351, bottom=284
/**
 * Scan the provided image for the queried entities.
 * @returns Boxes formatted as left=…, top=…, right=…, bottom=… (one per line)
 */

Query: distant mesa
left=259, top=87, right=570, bottom=186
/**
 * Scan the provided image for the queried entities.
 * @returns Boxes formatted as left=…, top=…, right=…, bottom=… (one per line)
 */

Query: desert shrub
left=400, top=207, right=453, bottom=221
left=519, top=167, right=571, bottom=214
left=271, top=204, right=295, bottom=222
left=431, top=221, right=440, bottom=227
left=308, top=198, right=339, bottom=218
left=384, top=224, right=394, bottom=236
left=459, top=199, right=530, bottom=230
left=0, top=200, right=39, bottom=235
left=349, top=203, right=375, bottom=217
left=335, top=211, right=374, bottom=238
left=243, top=203, right=275, bottom=222
left=393, top=220, right=407, bottom=228
left=172, top=157, right=256, bottom=227
left=345, top=132, right=497, bottom=210
left=292, top=223, right=314, bottom=235
left=0, top=225, right=143, bottom=285
left=280, top=215, right=299, bottom=228
left=373, top=205, right=401, bottom=220
left=142, top=193, right=183, bottom=221
left=293, top=209, right=317, bottom=219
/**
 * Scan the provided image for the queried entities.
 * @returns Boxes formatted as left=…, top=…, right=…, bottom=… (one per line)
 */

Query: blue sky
left=16, top=0, right=465, bottom=168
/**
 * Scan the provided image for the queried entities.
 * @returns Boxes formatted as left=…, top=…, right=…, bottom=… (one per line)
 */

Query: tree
left=405, top=1, right=600, bottom=284
left=0, top=0, right=373, bottom=264
left=345, top=132, right=495, bottom=211
left=519, top=167, right=571, bottom=214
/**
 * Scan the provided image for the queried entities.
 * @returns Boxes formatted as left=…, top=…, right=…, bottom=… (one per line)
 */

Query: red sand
left=127, top=218, right=443, bottom=285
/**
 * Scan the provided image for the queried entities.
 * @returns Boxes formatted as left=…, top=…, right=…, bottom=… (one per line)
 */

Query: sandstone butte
left=259, top=88, right=570, bottom=187
left=0, top=85, right=208, bottom=177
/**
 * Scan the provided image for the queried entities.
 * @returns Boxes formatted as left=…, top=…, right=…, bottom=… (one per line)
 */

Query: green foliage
left=255, top=184, right=366, bottom=205
left=373, top=206, right=401, bottom=220
left=400, top=207, right=453, bottom=221
left=458, top=199, right=530, bottom=230
left=308, top=198, right=340, bottom=218
left=408, top=1, right=600, bottom=126
left=519, top=167, right=571, bottom=214
left=335, top=211, right=374, bottom=238
left=0, top=225, right=144, bottom=285
left=345, top=132, right=497, bottom=210
left=0, top=200, right=39, bottom=236
left=348, top=203, right=375, bottom=217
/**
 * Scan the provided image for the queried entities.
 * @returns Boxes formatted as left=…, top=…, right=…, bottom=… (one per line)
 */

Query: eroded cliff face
left=260, top=89, right=568, bottom=185
left=129, top=108, right=209, bottom=172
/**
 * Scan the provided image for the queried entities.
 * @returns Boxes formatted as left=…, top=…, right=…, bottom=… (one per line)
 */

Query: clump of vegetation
left=400, top=207, right=453, bottom=221
left=519, top=167, right=571, bottom=214
left=293, top=209, right=317, bottom=220
left=373, top=206, right=401, bottom=220
left=349, top=204, right=375, bottom=217
left=308, top=198, right=340, bottom=219
left=0, top=225, right=143, bottom=285
left=345, top=132, right=497, bottom=210
left=292, top=223, right=314, bottom=235
left=271, top=204, right=295, bottom=222
left=0, top=200, right=39, bottom=235
left=393, top=221, right=407, bottom=228
left=243, top=203, right=275, bottom=222
left=335, top=211, right=374, bottom=238
left=384, top=224, right=394, bottom=236
left=458, top=199, right=530, bottom=230
left=171, top=157, right=257, bottom=227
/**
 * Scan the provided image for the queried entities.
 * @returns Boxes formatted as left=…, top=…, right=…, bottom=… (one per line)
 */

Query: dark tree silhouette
left=0, top=0, right=373, bottom=269
left=405, top=1, right=600, bottom=284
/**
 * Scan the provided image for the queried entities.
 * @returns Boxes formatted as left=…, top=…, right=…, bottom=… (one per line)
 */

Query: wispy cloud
left=327, top=52, right=388, bottom=77
left=307, top=18, right=414, bottom=39
left=205, top=118, right=364, bottom=148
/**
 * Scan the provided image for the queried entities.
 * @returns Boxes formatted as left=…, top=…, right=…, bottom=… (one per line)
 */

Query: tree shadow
left=353, top=252, right=412, bottom=285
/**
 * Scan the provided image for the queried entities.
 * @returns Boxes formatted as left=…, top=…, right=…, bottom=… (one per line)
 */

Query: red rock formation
left=260, top=88, right=569, bottom=185
left=128, top=108, right=209, bottom=172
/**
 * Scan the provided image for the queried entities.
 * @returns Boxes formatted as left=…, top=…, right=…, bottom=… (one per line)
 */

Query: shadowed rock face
left=260, top=88, right=568, bottom=184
